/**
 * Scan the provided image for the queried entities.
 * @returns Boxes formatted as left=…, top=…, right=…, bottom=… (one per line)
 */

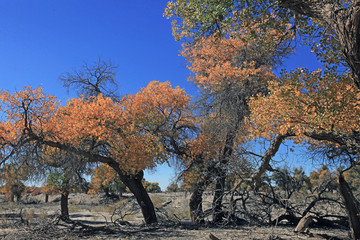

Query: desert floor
left=0, top=192, right=350, bottom=239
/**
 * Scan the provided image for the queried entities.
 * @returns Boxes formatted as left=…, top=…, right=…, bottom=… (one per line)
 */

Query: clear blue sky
left=0, top=1, right=322, bottom=191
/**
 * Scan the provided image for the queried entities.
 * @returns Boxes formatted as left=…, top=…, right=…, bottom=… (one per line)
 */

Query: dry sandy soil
left=0, top=192, right=351, bottom=239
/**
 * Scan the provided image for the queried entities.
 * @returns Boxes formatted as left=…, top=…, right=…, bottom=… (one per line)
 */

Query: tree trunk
left=338, top=173, right=360, bottom=240
left=190, top=182, right=206, bottom=224
left=104, top=187, right=110, bottom=197
left=112, top=167, right=157, bottom=224
left=10, top=193, right=14, bottom=203
left=60, top=190, right=70, bottom=221
left=28, top=129, right=158, bottom=224
left=212, top=172, right=226, bottom=223
left=15, top=194, right=21, bottom=203
left=212, top=131, right=236, bottom=224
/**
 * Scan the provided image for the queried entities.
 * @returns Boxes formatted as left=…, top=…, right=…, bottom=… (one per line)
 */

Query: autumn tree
left=166, top=182, right=179, bottom=192
left=247, top=67, right=360, bottom=237
left=165, top=0, right=300, bottom=224
left=42, top=148, right=90, bottom=220
left=0, top=81, right=194, bottom=224
left=166, top=14, right=292, bottom=225
left=165, top=0, right=359, bottom=87
left=56, top=58, right=119, bottom=219
left=142, top=179, right=161, bottom=193
left=0, top=163, right=27, bottom=202
left=166, top=1, right=360, bottom=236
left=89, top=163, right=126, bottom=197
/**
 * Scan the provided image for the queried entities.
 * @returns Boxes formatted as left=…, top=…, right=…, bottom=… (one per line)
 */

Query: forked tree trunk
left=60, top=190, right=70, bottom=221
left=338, top=173, right=360, bottom=240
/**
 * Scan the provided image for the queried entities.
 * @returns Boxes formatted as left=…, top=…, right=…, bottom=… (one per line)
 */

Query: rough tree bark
left=338, top=173, right=360, bottom=240
left=10, top=193, right=15, bottom=203
left=185, top=160, right=217, bottom=224
left=212, top=173, right=226, bottom=223
left=120, top=172, right=157, bottom=224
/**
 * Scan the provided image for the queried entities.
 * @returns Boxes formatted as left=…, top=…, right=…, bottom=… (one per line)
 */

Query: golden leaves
left=181, top=34, right=275, bottom=93
left=0, top=81, right=193, bottom=173
left=248, top=68, right=360, bottom=148
left=0, top=86, right=59, bottom=143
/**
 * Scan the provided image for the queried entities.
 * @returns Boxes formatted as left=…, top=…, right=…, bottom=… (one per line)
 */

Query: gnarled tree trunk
left=122, top=172, right=157, bottom=224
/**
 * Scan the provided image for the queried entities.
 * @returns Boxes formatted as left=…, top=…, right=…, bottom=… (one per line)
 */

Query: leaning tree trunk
left=109, top=163, right=157, bottom=224
left=338, top=173, right=360, bottom=240
left=29, top=130, right=158, bottom=224
left=103, top=187, right=110, bottom=198
left=122, top=172, right=157, bottom=224
left=60, top=190, right=70, bottom=221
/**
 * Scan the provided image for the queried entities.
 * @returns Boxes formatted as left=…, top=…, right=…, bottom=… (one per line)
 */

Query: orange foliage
left=0, top=164, right=27, bottom=199
left=308, top=165, right=337, bottom=192
left=248, top=69, right=360, bottom=147
left=181, top=34, right=276, bottom=92
left=52, top=81, right=192, bottom=171
left=0, top=81, right=193, bottom=173
left=0, top=87, right=59, bottom=147
left=88, top=163, right=120, bottom=195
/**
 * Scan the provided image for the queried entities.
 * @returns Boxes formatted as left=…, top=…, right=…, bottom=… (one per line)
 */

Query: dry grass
left=0, top=192, right=351, bottom=240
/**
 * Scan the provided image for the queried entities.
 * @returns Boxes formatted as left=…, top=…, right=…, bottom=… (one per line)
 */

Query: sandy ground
left=0, top=192, right=351, bottom=239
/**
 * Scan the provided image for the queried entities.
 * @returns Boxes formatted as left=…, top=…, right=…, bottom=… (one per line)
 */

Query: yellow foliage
left=248, top=68, right=360, bottom=148
left=0, top=82, right=193, bottom=173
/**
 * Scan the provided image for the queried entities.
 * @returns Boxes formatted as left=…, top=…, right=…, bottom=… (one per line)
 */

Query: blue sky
left=0, top=0, right=197, bottom=97
left=0, top=1, right=323, bottom=191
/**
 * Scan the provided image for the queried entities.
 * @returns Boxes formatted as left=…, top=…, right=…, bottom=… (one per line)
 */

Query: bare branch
left=59, top=57, right=119, bottom=99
